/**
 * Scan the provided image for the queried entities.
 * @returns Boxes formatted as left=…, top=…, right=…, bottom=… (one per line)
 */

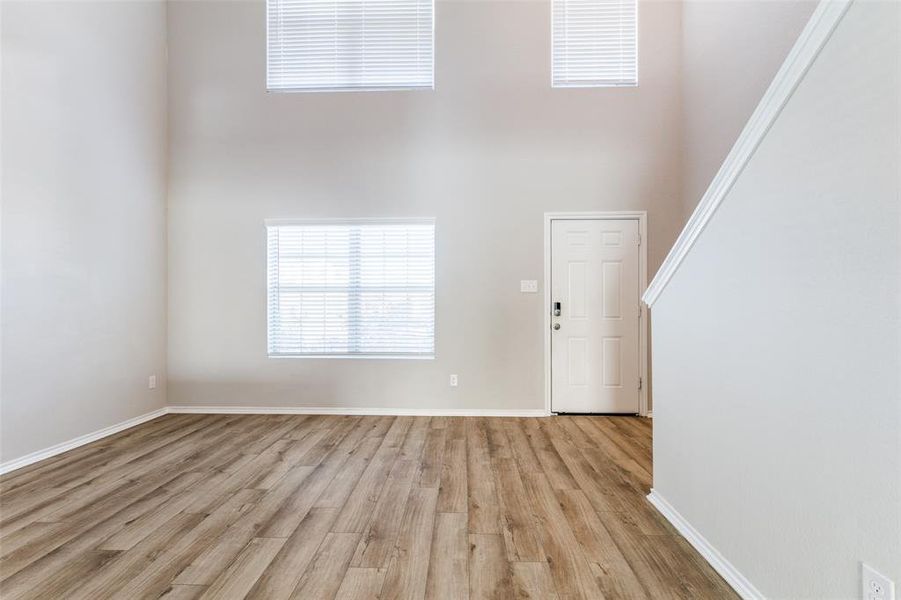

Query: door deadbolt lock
left=553, top=323, right=561, bottom=330
left=553, top=302, right=562, bottom=317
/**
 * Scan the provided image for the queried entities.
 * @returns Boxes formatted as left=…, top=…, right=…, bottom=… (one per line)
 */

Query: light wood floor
left=0, top=414, right=737, bottom=599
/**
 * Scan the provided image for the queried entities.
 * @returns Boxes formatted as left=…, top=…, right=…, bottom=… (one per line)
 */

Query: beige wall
left=165, top=0, right=684, bottom=411
left=652, top=1, right=900, bottom=596
left=681, top=0, right=816, bottom=217
left=1, top=1, right=169, bottom=462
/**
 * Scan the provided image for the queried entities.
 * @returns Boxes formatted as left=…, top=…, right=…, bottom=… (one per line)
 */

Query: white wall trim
left=647, top=489, right=765, bottom=600
left=0, top=405, right=548, bottom=475
left=642, top=0, right=853, bottom=307
left=544, top=211, right=649, bottom=416
left=0, top=407, right=169, bottom=476
left=167, top=406, right=548, bottom=417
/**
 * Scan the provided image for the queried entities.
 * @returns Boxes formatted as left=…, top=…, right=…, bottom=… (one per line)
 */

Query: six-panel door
left=551, top=219, right=641, bottom=413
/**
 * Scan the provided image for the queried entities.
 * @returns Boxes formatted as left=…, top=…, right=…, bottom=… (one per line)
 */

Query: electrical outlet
left=520, top=280, right=538, bottom=293
left=148, top=375, right=157, bottom=390
left=449, top=374, right=458, bottom=387
left=863, top=563, right=895, bottom=600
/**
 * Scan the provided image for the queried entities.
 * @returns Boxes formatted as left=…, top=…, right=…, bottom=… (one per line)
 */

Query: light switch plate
left=148, top=375, right=157, bottom=390
left=520, top=280, right=538, bottom=293
left=863, top=563, right=895, bottom=600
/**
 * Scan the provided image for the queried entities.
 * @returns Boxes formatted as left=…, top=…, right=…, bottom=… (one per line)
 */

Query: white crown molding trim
left=0, top=407, right=169, bottom=476
left=643, top=0, right=853, bottom=307
left=167, top=406, right=548, bottom=417
left=647, top=489, right=765, bottom=600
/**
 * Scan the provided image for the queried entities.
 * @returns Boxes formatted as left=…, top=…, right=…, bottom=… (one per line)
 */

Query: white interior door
left=551, top=218, right=641, bottom=413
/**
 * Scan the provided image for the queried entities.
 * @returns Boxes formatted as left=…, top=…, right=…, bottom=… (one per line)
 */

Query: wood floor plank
left=298, top=417, right=363, bottom=466
left=468, top=533, right=514, bottom=600
left=98, top=471, right=209, bottom=551
left=467, top=419, right=502, bottom=534
left=0, top=415, right=737, bottom=600
left=542, top=419, right=625, bottom=513
left=512, top=562, right=559, bottom=600
left=0, top=522, right=65, bottom=559
left=493, top=457, right=544, bottom=562
left=103, top=488, right=266, bottom=599
left=314, top=437, right=383, bottom=509
left=67, top=512, right=206, bottom=600
left=332, top=417, right=413, bottom=533
left=598, top=507, right=725, bottom=599
left=0, top=414, right=205, bottom=500
left=1, top=415, right=232, bottom=538
left=417, top=427, right=446, bottom=488
left=520, top=419, right=579, bottom=491
left=522, top=471, right=604, bottom=600
left=380, top=487, right=438, bottom=600
left=485, top=418, right=513, bottom=460
left=262, top=417, right=386, bottom=538
left=429, top=416, right=449, bottom=430
left=425, top=512, right=469, bottom=600
left=556, top=489, right=646, bottom=599
left=289, top=532, right=361, bottom=599
left=573, top=417, right=651, bottom=489
left=159, top=584, right=208, bottom=600
left=437, top=437, right=467, bottom=513
left=172, top=466, right=315, bottom=586
left=246, top=507, right=338, bottom=600
left=353, top=459, right=418, bottom=568
left=335, top=567, right=387, bottom=600
left=1, top=548, right=121, bottom=600
left=1, top=467, right=194, bottom=582
left=199, top=537, right=286, bottom=600
left=400, top=417, right=431, bottom=462
left=239, top=416, right=298, bottom=455
left=591, top=419, right=652, bottom=472
left=505, top=419, right=543, bottom=473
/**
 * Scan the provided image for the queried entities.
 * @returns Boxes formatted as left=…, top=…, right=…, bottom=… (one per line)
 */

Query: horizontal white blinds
left=552, top=0, right=637, bottom=87
left=267, top=0, right=434, bottom=91
left=267, top=220, right=435, bottom=356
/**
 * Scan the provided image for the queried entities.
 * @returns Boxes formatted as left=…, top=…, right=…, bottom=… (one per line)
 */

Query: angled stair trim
left=643, top=0, right=853, bottom=307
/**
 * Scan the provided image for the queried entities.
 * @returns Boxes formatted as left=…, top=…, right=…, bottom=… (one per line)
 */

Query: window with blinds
left=552, top=0, right=638, bottom=87
left=266, top=0, right=434, bottom=92
left=267, top=220, right=435, bottom=357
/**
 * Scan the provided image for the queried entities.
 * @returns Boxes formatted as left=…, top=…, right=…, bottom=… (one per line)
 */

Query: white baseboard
left=0, top=407, right=169, bottom=476
left=647, top=489, right=765, bottom=600
left=0, top=405, right=549, bottom=476
left=645, top=411, right=653, bottom=419
left=167, top=405, right=549, bottom=417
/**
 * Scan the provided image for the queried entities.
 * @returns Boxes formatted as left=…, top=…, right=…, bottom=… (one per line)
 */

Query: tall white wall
left=680, top=0, right=816, bottom=217
left=651, top=1, right=900, bottom=596
left=165, top=0, right=684, bottom=411
left=1, top=1, right=169, bottom=462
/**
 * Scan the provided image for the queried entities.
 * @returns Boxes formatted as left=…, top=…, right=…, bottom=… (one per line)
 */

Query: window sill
left=268, top=353, right=435, bottom=360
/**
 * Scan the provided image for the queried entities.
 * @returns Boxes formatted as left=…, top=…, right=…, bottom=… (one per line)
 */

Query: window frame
left=265, top=0, right=436, bottom=93
left=550, top=0, right=640, bottom=89
left=265, top=217, right=437, bottom=360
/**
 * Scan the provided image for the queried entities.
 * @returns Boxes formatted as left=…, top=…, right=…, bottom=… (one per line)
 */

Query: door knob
left=553, top=323, right=561, bottom=330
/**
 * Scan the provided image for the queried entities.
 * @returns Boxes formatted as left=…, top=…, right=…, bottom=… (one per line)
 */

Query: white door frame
left=544, top=211, right=649, bottom=416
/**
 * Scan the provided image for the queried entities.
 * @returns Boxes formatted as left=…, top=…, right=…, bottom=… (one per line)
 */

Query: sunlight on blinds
left=267, top=220, right=435, bottom=357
